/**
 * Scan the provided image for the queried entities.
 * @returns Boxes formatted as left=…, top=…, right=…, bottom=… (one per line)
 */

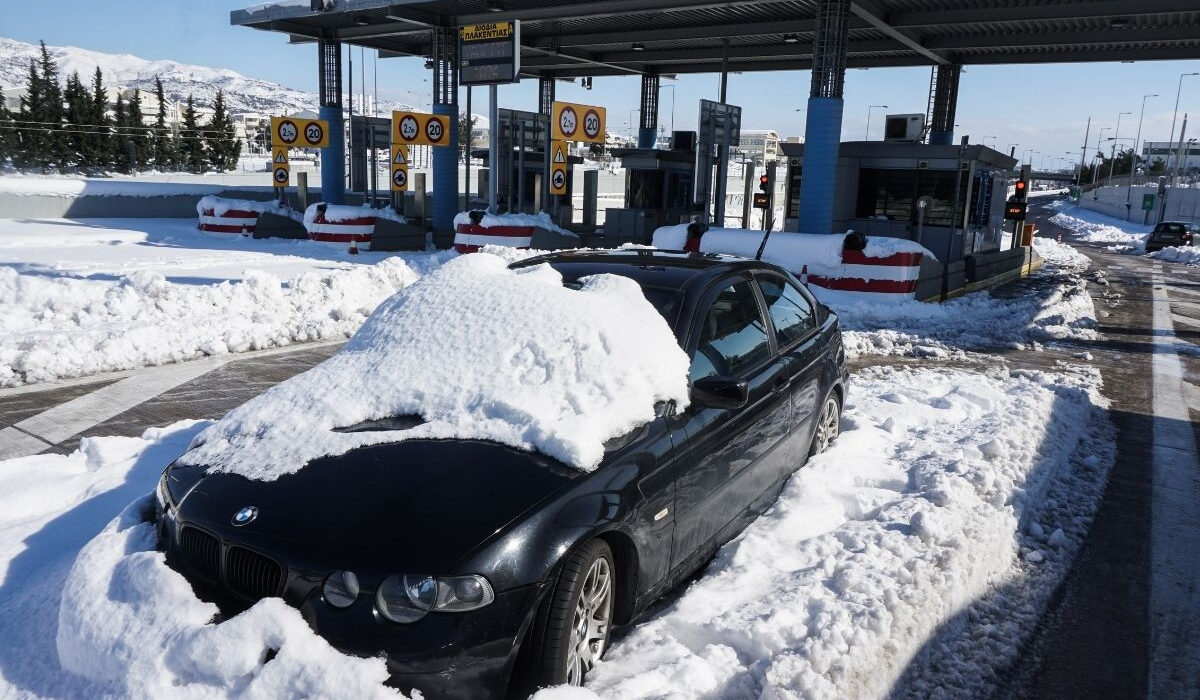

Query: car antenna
left=754, top=227, right=771, bottom=261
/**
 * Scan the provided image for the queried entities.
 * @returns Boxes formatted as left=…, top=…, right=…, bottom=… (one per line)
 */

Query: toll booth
left=349, top=115, right=391, bottom=203
left=471, top=108, right=581, bottom=219
left=779, top=141, right=1017, bottom=262
left=602, top=135, right=701, bottom=243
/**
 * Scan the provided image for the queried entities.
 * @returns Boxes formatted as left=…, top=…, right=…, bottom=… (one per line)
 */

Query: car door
left=754, top=273, right=823, bottom=475
left=669, top=276, right=794, bottom=572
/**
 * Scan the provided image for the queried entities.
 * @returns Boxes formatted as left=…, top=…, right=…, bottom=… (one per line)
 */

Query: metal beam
left=890, top=0, right=1200, bottom=28
left=526, top=19, right=826, bottom=48
left=959, top=44, right=1200, bottom=65
left=576, top=39, right=903, bottom=64
left=925, top=25, right=1200, bottom=51
left=383, top=6, right=445, bottom=28
left=522, top=45, right=645, bottom=75
left=453, top=0, right=771, bottom=27
left=850, top=0, right=947, bottom=64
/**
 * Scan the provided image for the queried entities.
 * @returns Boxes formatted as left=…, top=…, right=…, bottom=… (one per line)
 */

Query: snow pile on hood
left=651, top=226, right=935, bottom=275
left=536, top=365, right=1110, bottom=700
left=453, top=210, right=578, bottom=237
left=181, top=252, right=690, bottom=477
left=1150, top=244, right=1200, bottom=265
left=0, top=258, right=422, bottom=388
left=1049, top=207, right=1150, bottom=253
left=195, top=195, right=294, bottom=218
left=821, top=237, right=1096, bottom=359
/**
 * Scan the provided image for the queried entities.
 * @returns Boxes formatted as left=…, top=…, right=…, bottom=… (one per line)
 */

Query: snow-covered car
left=153, top=249, right=847, bottom=698
left=1145, top=220, right=1198, bottom=252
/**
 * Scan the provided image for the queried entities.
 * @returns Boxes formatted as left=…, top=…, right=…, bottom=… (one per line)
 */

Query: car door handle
left=771, top=376, right=792, bottom=394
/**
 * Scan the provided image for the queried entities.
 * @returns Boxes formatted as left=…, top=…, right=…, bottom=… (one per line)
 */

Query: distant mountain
left=0, top=36, right=420, bottom=116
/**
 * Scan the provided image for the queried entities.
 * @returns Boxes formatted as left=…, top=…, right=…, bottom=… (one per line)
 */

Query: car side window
left=757, top=277, right=816, bottom=347
left=689, top=281, right=771, bottom=383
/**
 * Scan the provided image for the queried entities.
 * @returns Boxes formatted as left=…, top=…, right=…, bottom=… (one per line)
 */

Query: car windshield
left=1155, top=223, right=1185, bottom=234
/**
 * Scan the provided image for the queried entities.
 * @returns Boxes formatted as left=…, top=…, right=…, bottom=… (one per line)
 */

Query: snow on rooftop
left=180, top=252, right=690, bottom=477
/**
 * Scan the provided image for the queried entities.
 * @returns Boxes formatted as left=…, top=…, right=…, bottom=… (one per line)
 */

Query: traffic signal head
left=1014, top=179, right=1028, bottom=201
left=759, top=174, right=769, bottom=192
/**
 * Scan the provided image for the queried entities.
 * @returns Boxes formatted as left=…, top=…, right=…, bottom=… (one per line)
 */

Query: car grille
left=226, top=545, right=284, bottom=600
left=180, top=526, right=221, bottom=582
left=175, top=526, right=284, bottom=602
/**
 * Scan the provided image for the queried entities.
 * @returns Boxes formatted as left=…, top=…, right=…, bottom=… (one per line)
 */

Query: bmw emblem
left=232, top=506, right=258, bottom=526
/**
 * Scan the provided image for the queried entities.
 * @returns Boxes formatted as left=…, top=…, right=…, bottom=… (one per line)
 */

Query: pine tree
left=63, top=70, right=89, bottom=166
left=151, top=76, right=174, bottom=170
left=0, top=100, right=16, bottom=167
left=15, top=58, right=42, bottom=168
left=179, top=94, right=203, bottom=173
left=127, top=88, right=148, bottom=170
left=204, top=89, right=240, bottom=171
left=111, top=93, right=128, bottom=171
left=84, top=67, right=110, bottom=169
left=36, top=41, right=66, bottom=167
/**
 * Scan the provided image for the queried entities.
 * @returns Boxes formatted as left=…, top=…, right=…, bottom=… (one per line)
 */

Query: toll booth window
left=666, top=173, right=692, bottom=209
left=856, top=168, right=961, bottom=226
left=628, top=169, right=664, bottom=209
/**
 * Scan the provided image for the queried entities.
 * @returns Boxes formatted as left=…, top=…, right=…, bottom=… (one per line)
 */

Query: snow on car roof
left=181, top=252, right=691, bottom=479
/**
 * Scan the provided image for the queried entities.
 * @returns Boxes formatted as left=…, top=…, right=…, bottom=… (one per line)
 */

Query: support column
left=796, top=0, right=850, bottom=234
left=928, top=63, right=961, bottom=146
left=431, top=28, right=458, bottom=233
left=538, top=77, right=555, bottom=116
left=540, top=76, right=554, bottom=213
left=639, top=74, right=660, bottom=149
left=318, top=39, right=345, bottom=204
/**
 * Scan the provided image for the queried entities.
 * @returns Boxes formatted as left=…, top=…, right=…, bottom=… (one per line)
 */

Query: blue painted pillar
left=638, top=73, right=660, bottom=149
left=319, top=104, right=345, bottom=204
left=796, top=0, right=851, bottom=234
left=928, top=64, right=961, bottom=147
left=797, top=97, right=844, bottom=234
left=432, top=102, right=458, bottom=233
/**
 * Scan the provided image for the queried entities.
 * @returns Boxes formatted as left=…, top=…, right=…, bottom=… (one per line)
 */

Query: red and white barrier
left=304, top=203, right=376, bottom=247
left=198, top=208, right=259, bottom=234
left=806, top=249, right=923, bottom=297
left=453, top=224, right=534, bottom=254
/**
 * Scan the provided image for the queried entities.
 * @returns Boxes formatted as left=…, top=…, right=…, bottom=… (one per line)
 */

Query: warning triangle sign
left=553, top=144, right=566, bottom=164
left=273, top=150, right=287, bottom=164
left=393, top=149, right=408, bottom=165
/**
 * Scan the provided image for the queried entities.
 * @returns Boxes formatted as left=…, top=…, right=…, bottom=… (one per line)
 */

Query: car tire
left=810, top=392, right=842, bottom=456
left=531, top=539, right=615, bottom=688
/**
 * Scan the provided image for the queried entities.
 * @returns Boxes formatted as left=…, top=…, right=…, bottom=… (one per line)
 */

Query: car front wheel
left=533, top=539, right=614, bottom=687
left=810, top=393, right=842, bottom=456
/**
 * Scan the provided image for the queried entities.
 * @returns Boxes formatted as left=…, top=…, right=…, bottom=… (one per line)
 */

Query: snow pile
left=652, top=226, right=934, bottom=275
left=537, top=365, right=1109, bottom=700
left=195, top=195, right=295, bottom=218
left=1149, top=245, right=1200, bottom=265
left=453, top=210, right=578, bottom=237
left=0, top=175, right=232, bottom=198
left=822, top=238, right=1095, bottom=359
left=303, top=202, right=379, bottom=227
left=0, top=258, right=422, bottom=387
left=181, top=252, right=690, bottom=477
left=1049, top=206, right=1150, bottom=253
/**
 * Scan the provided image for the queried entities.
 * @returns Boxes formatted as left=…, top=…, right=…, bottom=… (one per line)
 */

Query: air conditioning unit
left=884, top=114, right=925, bottom=142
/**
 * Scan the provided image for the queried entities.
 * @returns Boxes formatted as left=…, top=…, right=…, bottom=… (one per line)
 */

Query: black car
left=154, top=249, right=848, bottom=698
left=1145, top=220, right=1198, bottom=252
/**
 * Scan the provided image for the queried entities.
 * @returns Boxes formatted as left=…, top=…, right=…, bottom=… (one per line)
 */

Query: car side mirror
left=691, top=376, right=748, bottom=410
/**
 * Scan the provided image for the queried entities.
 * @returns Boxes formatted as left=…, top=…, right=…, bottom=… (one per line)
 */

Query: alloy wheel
left=813, top=397, right=841, bottom=454
left=565, top=557, right=612, bottom=685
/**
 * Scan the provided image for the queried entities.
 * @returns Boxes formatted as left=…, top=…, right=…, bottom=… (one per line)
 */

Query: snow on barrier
left=195, top=195, right=263, bottom=235
left=452, top=211, right=576, bottom=254
left=304, top=203, right=376, bottom=247
left=652, top=225, right=932, bottom=300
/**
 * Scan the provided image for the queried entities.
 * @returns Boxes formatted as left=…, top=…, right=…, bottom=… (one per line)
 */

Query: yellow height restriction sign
left=271, top=116, right=329, bottom=148
left=552, top=101, right=606, bottom=144
left=390, top=144, right=409, bottom=192
left=392, top=110, right=451, bottom=146
left=550, top=140, right=568, bottom=196
left=271, top=146, right=290, bottom=186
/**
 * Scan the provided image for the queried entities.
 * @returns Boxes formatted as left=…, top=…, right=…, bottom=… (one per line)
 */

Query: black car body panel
left=157, top=249, right=847, bottom=699
left=1146, top=220, right=1198, bottom=252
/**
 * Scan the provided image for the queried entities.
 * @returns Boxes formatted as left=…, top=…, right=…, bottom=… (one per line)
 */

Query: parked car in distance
left=1146, top=221, right=1199, bottom=252
left=154, top=249, right=848, bottom=699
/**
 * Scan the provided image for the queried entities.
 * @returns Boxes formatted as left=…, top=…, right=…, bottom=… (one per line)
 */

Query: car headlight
left=323, top=571, right=360, bottom=609
left=374, top=574, right=495, bottom=623
left=155, top=471, right=171, bottom=511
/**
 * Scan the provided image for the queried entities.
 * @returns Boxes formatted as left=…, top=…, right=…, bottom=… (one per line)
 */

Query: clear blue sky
left=8, top=0, right=1200, bottom=169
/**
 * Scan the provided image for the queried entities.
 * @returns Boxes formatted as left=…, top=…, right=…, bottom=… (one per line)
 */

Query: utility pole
left=1077, top=116, right=1090, bottom=187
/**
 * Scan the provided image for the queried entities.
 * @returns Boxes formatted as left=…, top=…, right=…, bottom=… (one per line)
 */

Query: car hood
left=168, top=439, right=579, bottom=575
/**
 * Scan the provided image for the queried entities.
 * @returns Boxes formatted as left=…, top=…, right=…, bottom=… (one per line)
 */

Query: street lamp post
left=1127, top=94, right=1157, bottom=215
left=1168, top=72, right=1200, bottom=182
left=865, top=105, right=888, bottom=140
left=1093, top=127, right=1111, bottom=184
left=1108, top=111, right=1132, bottom=184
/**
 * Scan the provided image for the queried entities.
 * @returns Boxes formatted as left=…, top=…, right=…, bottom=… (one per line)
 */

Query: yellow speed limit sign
left=552, top=101, right=606, bottom=143
left=390, top=144, right=409, bottom=192
left=271, top=116, right=329, bottom=148
left=392, top=110, right=451, bottom=146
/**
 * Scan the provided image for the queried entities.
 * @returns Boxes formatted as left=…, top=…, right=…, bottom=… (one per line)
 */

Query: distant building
left=739, top=129, right=781, bottom=165
left=1142, top=140, right=1200, bottom=172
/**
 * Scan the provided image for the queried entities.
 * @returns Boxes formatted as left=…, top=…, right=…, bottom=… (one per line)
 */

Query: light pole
left=660, top=84, right=676, bottom=137
left=982, top=135, right=997, bottom=148
left=865, top=104, right=887, bottom=140
left=1093, top=127, right=1111, bottom=184
left=1007, top=142, right=1019, bottom=157
left=1168, top=72, right=1200, bottom=181
left=1108, top=111, right=1132, bottom=183
left=1127, top=94, right=1157, bottom=211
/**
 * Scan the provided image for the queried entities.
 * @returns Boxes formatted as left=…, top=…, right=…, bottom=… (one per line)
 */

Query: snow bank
left=537, top=365, right=1108, bottom=700
left=0, top=258, right=423, bottom=388
left=651, top=226, right=934, bottom=273
left=0, top=175, right=232, bottom=198
left=453, top=210, right=578, bottom=237
left=181, top=252, right=690, bottom=477
left=1049, top=206, right=1150, bottom=253
left=1149, top=244, right=1200, bottom=265
left=195, top=194, right=294, bottom=218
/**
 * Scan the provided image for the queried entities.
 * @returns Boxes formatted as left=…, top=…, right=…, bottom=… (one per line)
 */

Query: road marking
left=0, top=427, right=53, bottom=461
left=1168, top=285, right=1200, bottom=300
left=1183, top=382, right=1200, bottom=412
left=1171, top=312, right=1200, bottom=329
left=1148, top=274, right=1200, bottom=700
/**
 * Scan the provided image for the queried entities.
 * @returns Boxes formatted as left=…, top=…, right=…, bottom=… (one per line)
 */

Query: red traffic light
left=1015, top=180, right=1027, bottom=191
left=759, top=174, right=769, bottom=192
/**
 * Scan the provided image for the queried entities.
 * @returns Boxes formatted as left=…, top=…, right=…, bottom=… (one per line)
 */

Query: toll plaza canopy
left=233, top=0, right=1200, bottom=77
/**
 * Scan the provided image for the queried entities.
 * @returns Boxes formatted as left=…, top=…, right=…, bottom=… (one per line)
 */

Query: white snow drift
left=181, top=252, right=691, bottom=477
left=1049, top=205, right=1151, bottom=253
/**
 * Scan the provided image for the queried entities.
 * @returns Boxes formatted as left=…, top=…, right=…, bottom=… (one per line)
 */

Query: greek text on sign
left=461, top=22, right=513, bottom=42
left=392, top=111, right=451, bottom=147
left=272, top=116, right=329, bottom=148
left=552, top=101, right=606, bottom=144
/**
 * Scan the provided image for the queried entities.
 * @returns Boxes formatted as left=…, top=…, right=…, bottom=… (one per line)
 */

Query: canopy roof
left=233, top=0, right=1200, bottom=77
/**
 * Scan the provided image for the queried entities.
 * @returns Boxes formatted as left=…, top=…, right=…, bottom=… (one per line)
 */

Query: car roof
left=510, top=249, right=776, bottom=293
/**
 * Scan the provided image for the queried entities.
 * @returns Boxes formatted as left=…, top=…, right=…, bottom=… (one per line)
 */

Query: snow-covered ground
left=1048, top=203, right=1151, bottom=254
